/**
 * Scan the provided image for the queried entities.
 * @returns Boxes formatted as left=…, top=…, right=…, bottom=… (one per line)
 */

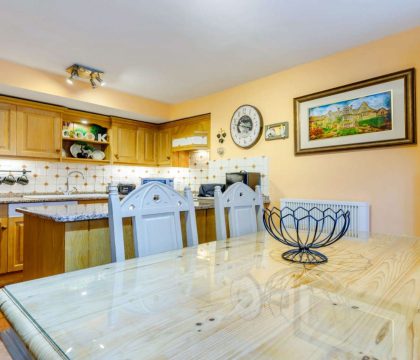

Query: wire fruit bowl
left=263, top=206, right=350, bottom=264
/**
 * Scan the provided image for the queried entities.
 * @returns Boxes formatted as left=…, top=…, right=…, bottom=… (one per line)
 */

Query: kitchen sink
left=23, top=193, right=108, bottom=200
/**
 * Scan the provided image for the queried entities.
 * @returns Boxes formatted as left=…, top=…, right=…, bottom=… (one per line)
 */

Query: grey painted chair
left=214, top=182, right=264, bottom=241
left=108, top=182, right=198, bottom=262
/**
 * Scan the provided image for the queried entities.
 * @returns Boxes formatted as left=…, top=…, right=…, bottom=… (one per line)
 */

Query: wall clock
left=230, top=105, right=263, bottom=148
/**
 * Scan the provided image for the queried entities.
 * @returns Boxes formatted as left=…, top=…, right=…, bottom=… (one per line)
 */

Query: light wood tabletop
left=0, top=232, right=419, bottom=359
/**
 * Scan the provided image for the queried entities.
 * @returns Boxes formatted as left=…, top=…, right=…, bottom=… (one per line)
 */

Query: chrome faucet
left=65, top=171, right=85, bottom=195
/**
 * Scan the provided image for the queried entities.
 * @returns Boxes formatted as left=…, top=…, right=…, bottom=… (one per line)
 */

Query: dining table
left=0, top=231, right=419, bottom=359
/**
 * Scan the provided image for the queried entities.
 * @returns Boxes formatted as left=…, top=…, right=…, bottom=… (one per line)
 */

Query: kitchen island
left=0, top=231, right=419, bottom=359
left=17, top=197, right=269, bottom=281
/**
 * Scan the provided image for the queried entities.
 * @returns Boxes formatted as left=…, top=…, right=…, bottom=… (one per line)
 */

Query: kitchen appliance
left=141, top=177, right=174, bottom=188
left=226, top=171, right=261, bottom=191
left=198, top=184, right=225, bottom=197
left=117, top=183, right=136, bottom=195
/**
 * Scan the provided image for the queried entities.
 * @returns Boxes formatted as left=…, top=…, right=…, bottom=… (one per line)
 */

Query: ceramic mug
left=16, top=173, right=29, bottom=185
left=2, top=174, right=16, bottom=185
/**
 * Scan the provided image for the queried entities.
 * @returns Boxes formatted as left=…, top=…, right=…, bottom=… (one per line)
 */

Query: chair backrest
left=108, top=182, right=198, bottom=262
left=214, top=182, right=264, bottom=240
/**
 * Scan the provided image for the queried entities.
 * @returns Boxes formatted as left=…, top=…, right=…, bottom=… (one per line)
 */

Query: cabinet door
left=0, top=103, right=17, bottom=156
left=16, top=106, right=62, bottom=158
left=113, top=125, right=141, bottom=164
left=0, top=218, right=8, bottom=274
left=141, top=128, right=157, bottom=165
left=7, top=218, right=24, bottom=272
left=172, top=151, right=190, bottom=168
left=157, top=129, right=172, bottom=165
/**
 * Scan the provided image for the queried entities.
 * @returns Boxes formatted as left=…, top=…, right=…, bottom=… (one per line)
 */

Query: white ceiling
left=0, top=0, right=419, bottom=104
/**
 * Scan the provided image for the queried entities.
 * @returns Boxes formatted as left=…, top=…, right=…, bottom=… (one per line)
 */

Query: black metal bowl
left=263, top=206, right=350, bottom=264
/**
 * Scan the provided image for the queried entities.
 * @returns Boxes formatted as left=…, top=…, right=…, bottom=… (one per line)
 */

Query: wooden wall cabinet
left=7, top=218, right=24, bottom=272
left=112, top=122, right=142, bottom=164
left=0, top=103, right=17, bottom=156
left=139, top=127, right=157, bottom=165
left=156, top=129, right=172, bottom=165
left=112, top=118, right=157, bottom=165
left=16, top=106, right=62, bottom=159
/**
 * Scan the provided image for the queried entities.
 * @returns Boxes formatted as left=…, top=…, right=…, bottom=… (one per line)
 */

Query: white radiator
left=280, top=198, right=370, bottom=239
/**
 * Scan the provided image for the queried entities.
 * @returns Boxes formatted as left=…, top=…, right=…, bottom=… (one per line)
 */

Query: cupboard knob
left=1, top=226, right=6, bottom=230
left=115, top=154, right=119, bottom=159
left=166, top=156, right=171, bottom=160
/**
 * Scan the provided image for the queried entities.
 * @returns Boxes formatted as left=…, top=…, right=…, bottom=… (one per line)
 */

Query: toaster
left=117, top=183, right=136, bottom=195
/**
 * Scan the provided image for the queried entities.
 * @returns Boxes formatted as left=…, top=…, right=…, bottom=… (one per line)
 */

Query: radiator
left=280, top=198, right=370, bottom=239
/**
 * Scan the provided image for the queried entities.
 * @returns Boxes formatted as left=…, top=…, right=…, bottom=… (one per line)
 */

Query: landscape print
left=308, top=91, right=392, bottom=141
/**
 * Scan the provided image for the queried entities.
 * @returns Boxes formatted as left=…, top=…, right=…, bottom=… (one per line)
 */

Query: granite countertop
left=0, top=193, right=109, bottom=204
left=16, top=200, right=216, bottom=222
left=15, top=196, right=270, bottom=223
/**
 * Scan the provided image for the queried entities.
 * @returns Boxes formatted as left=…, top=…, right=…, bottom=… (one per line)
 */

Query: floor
left=0, top=313, right=11, bottom=359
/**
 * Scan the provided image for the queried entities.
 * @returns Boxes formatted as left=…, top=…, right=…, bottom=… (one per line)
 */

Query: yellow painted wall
left=171, top=26, right=420, bottom=236
left=0, top=59, right=171, bottom=120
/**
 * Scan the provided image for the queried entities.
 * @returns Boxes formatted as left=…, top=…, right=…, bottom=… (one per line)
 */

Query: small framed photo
left=265, top=122, right=289, bottom=140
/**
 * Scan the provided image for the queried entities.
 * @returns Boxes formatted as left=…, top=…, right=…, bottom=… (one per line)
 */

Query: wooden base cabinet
left=7, top=218, right=24, bottom=273
left=0, top=218, right=8, bottom=274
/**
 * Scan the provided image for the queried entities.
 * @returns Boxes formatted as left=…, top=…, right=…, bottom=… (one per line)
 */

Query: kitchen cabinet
left=156, top=128, right=172, bottom=165
left=0, top=218, right=8, bottom=274
left=16, top=106, right=62, bottom=159
left=112, top=122, right=141, bottom=164
left=0, top=102, right=17, bottom=156
left=139, top=127, right=157, bottom=165
left=170, top=113, right=210, bottom=152
left=171, top=150, right=189, bottom=167
left=7, top=217, right=24, bottom=272
left=112, top=118, right=157, bottom=165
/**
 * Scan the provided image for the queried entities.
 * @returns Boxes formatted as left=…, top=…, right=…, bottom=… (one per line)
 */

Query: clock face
left=230, top=105, right=263, bottom=148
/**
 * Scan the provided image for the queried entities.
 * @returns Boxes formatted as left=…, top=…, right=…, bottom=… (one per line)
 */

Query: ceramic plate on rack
left=91, top=150, right=105, bottom=160
left=70, top=143, right=82, bottom=158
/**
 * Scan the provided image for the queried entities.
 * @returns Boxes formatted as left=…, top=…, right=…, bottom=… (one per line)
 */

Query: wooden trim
left=159, top=113, right=211, bottom=129
left=0, top=95, right=63, bottom=113
left=111, top=116, right=157, bottom=129
left=294, top=68, right=416, bottom=155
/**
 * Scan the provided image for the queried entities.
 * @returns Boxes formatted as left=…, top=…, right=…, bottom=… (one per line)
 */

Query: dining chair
left=214, top=182, right=264, bottom=241
left=108, top=182, right=198, bottom=262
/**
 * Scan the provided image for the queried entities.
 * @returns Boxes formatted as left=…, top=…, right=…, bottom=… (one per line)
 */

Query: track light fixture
left=65, top=64, right=105, bottom=89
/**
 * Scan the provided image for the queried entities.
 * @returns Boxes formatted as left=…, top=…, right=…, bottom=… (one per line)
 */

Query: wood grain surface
left=1, top=232, right=419, bottom=359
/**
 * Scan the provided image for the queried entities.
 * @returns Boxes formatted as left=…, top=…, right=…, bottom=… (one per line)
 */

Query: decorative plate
left=91, top=150, right=105, bottom=160
left=70, top=143, right=82, bottom=158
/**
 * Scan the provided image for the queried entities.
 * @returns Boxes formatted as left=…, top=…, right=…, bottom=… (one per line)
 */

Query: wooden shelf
left=62, top=137, right=110, bottom=146
left=62, top=157, right=111, bottom=164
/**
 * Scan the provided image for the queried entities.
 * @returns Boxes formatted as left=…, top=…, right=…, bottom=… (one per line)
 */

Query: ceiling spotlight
left=65, top=64, right=104, bottom=89
left=90, top=75, right=97, bottom=89
left=66, top=67, right=79, bottom=85
left=95, top=73, right=106, bottom=87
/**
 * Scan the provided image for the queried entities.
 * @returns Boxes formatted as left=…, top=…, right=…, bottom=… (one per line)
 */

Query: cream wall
left=0, top=59, right=171, bottom=121
left=170, top=27, right=420, bottom=236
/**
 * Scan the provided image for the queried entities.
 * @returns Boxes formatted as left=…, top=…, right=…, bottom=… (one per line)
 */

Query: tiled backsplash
left=0, top=153, right=269, bottom=195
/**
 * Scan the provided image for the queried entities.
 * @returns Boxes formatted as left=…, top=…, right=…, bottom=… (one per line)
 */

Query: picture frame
left=265, top=122, right=289, bottom=140
left=294, top=68, right=416, bottom=155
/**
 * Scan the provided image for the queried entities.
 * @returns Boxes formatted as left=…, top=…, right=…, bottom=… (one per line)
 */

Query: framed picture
left=265, top=122, right=289, bottom=140
left=294, top=69, right=416, bottom=155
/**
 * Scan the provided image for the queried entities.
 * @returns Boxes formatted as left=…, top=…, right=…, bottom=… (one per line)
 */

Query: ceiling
left=0, top=0, right=419, bottom=104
